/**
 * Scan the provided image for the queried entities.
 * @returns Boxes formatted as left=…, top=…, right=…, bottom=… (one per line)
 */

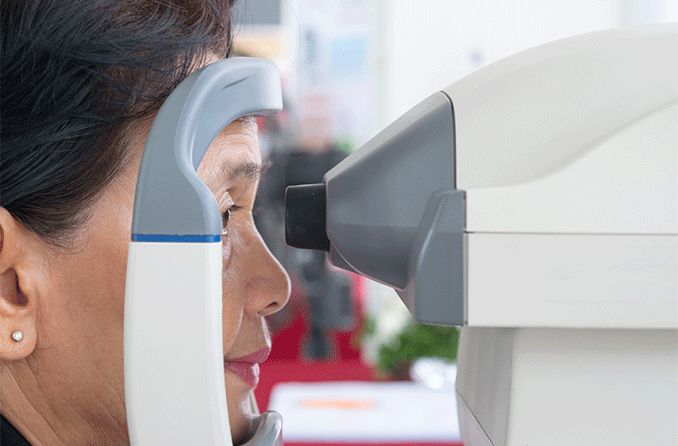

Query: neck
left=1, top=362, right=72, bottom=446
left=0, top=358, right=127, bottom=446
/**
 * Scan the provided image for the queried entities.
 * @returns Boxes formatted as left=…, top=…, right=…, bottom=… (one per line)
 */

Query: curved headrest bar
left=131, top=57, right=282, bottom=242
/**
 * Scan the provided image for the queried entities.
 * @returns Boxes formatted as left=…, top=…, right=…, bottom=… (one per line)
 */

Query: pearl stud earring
left=11, top=330, right=23, bottom=342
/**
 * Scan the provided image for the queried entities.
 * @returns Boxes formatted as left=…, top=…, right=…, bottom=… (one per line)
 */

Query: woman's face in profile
left=1, top=115, right=290, bottom=445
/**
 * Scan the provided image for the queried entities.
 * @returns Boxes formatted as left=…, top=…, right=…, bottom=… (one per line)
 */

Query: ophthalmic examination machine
left=123, top=24, right=677, bottom=446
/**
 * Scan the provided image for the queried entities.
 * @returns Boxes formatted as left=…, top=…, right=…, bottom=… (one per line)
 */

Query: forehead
left=198, top=117, right=261, bottom=182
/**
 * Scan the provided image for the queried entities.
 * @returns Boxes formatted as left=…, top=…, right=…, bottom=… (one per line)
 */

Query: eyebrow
left=220, top=159, right=271, bottom=183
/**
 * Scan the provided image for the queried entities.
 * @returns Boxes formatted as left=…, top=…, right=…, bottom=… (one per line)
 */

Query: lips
left=224, top=347, right=271, bottom=388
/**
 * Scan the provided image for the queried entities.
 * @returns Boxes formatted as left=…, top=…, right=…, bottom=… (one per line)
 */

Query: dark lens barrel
left=285, top=183, right=330, bottom=251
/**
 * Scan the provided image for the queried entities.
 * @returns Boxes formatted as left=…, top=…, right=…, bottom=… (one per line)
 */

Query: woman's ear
left=0, top=208, right=39, bottom=361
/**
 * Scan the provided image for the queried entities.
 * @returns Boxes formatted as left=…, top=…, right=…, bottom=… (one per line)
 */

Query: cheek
left=51, top=247, right=126, bottom=336
left=221, top=236, right=243, bottom=353
left=44, top=169, right=138, bottom=357
left=55, top=187, right=133, bottom=329
left=219, top=217, right=258, bottom=352
left=221, top=296, right=243, bottom=355
left=222, top=235, right=233, bottom=268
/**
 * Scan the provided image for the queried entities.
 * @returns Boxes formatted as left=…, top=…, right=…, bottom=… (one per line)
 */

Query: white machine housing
left=285, top=24, right=677, bottom=446
left=451, top=24, right=677, bottom=329
left=452, top=25, right=678, bottom=446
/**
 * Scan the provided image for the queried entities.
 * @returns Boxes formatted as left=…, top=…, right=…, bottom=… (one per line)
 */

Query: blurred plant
left=372, top=321, right=459, bottom=379
left=334, top=137, right=353, bottom=154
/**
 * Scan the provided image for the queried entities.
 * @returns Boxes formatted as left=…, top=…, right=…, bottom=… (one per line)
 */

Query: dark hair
left=0, top=0, right=235, bottom=247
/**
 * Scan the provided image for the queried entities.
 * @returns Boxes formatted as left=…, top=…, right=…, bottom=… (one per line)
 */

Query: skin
left=0, top=114, right=291, bottom=445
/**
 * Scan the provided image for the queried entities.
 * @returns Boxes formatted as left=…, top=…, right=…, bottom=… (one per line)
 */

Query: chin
left=230, top=407, right=257, bottom=445
left=226, top=372, right=259, bottom=444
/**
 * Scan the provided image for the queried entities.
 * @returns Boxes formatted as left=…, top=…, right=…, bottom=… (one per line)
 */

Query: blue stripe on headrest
left=131, top=234, right=221, bottom=243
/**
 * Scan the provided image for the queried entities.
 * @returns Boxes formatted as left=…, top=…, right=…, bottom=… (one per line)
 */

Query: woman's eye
left=221, top=205, right=241, bottom=235
left=222, top=208, right=232, bottom=225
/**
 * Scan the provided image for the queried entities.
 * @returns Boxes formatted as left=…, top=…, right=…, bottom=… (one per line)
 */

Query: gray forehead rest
left=131, top=57, right=282, bottom=239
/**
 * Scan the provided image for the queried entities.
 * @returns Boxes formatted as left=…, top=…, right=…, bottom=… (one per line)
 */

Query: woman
left=0, top=1, right=291, bottom=445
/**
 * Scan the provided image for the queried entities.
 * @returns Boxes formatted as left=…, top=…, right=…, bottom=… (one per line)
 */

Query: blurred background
left=230, top=1, right=678, bottom=444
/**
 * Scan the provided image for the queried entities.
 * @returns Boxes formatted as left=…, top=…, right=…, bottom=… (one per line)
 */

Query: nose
left=241, top=230, right=291, bottom=318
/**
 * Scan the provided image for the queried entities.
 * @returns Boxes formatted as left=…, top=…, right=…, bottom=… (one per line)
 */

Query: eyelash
left=221, top=204, right=242, bottom=230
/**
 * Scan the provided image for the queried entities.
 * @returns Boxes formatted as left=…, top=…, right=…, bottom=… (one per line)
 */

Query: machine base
left=456, top=327, right=678, bottom=446
left=456, top=392, right=494, bottom=446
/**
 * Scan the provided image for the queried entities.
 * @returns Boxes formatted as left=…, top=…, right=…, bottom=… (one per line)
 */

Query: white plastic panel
left=455, top=395, right=495, bottom=446
left=448, top=24, right=678, bottom=188
left=456, top=327, right=678, bottom=446
left=455, top=328, right=515, bottom=446
left=465, top=233, right=678, bottom=328
left=464, top=102, right=678, bottom=234
left=508, top=329, right=678, bottom=446
left=446, top=25, right=678, bottom=234
left=125, top=242, right=232, bottom=446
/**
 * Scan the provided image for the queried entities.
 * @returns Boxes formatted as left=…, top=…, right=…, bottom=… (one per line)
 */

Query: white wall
left=372, top=0, right=677, bottom=131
